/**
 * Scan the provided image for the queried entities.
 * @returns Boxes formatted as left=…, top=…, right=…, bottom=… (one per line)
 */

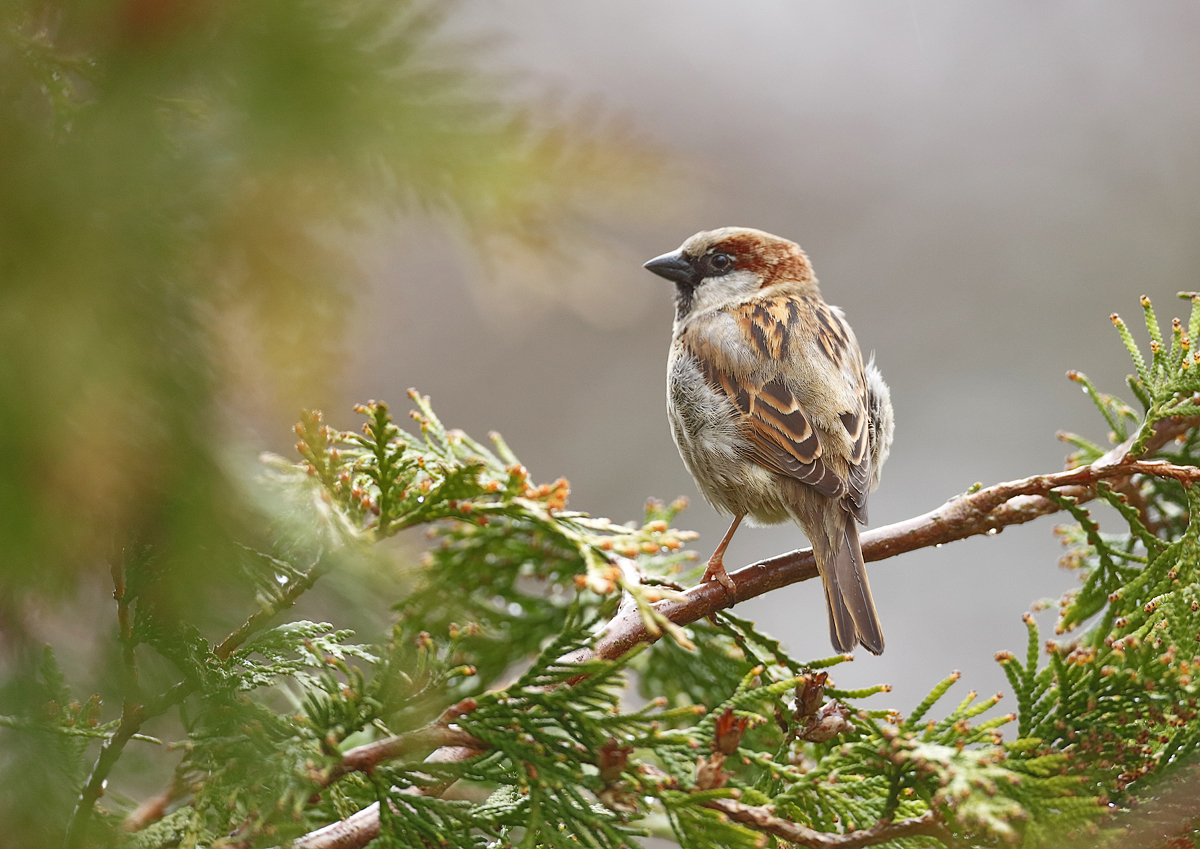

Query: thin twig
left=323, top=698, right=483, bottom=787
left=82, top=559, right=328, bottom=839
left=215, top=559, right=326, bottom=660
left=65, top=712, right=142, bottom=848
left=64, top=556, right=145, bottom=849
left=121, top=772, right=189, bottom=833
left=65, top=683, right=194, bottom=847
left=111, top=555, right=140, bottom=704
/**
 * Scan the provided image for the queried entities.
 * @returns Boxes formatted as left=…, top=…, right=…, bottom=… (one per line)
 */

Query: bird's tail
left=813, top=513, right=884, bottom=655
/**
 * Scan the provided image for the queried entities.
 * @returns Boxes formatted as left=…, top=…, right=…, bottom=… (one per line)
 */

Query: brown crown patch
left=707, top=230, right=815, bottom=288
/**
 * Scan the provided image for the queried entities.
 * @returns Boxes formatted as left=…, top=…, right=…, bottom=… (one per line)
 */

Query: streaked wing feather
left=819, top=303, right=871, bottom=523
left=689, top=294, right=874, bottom=514
left=748, top=376, right=845, bottom=499
left=840, top=385, right=871, bottom=523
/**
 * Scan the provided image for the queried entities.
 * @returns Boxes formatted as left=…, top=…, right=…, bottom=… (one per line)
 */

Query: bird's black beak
left=643, top=249, right=697, bottom=286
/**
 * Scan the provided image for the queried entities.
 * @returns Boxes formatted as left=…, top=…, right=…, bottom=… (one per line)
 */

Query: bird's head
left=643, top=227, right=816, bottom=318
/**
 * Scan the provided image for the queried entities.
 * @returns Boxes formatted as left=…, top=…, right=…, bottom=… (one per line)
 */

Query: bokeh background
left=3, top=2, right=1200, bottom=835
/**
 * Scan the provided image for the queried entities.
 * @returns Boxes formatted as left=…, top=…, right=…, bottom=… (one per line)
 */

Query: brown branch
left=215, top=558, right=325, bottom=661
left=121, top=773, right=189, bottom=833
left=323, top=698, right=483, bottom=787
left=290, top=740, right=489, bottom=849
left=293, top=801, right=384, bottom=849
left=66, top=711, right=143, bottom=848
left=202, top=702, right=481, bottom=849
left=705, top=800, right=947, bottom=848
left=589, top=443, right=1199, bottom=664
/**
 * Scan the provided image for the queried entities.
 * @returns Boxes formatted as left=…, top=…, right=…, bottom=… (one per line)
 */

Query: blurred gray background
left=315, top=3, right=1199, bottom=712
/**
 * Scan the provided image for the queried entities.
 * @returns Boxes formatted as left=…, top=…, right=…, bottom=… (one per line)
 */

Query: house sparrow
left=644, top=227, right=894, bottom=655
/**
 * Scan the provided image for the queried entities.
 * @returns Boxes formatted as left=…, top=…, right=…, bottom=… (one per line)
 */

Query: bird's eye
left=708, top=252, right=734, bottom=274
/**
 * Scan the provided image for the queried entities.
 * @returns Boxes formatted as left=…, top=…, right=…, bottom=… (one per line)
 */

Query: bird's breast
left=665, top=346, right=790, bottom=523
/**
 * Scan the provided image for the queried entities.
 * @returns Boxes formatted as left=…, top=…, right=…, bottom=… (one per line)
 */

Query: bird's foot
left=702, top=556, right=737, bottom=598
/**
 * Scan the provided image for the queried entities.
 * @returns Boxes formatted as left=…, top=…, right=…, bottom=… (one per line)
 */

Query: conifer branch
left=292, top=761, right=949, bottom=849
left=215, top=558, right=326, bottom=661
left=293, top=801, right=384, bottom=849
left=65, top=556, right=152, bottom=848
left=120, top=773, right=189, bottom=833
left=93, top=560, right=329, bottom=837
left=703, top=800, right=946, bottom=848
left=323, top=698, right=484, bottom=786
left=111, top=556, right=140, bottom=705
left=291, top=744, right=485, bottom=849
left=64, top=685, right=191, bottom=848
left=589, top=416, right=1199, bottom=663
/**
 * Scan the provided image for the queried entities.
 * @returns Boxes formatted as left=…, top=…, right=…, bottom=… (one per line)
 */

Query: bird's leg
left=702, top=514, right=743, bottom=596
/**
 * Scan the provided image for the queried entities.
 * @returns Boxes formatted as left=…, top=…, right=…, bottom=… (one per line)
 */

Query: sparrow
left=644, top=227, right=894, bottom=655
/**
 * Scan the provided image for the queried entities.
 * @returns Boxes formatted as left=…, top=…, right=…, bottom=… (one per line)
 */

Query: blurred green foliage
left=0, top=0, right=654, bottom=602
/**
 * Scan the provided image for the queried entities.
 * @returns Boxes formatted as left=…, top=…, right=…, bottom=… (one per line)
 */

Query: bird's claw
left=701, top=557, right=737, bottom=598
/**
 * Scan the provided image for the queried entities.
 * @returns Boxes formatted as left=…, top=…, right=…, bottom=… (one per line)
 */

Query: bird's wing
left=685, top=293, right=871, bottom=519
left=839, top=367, right=871, bottom=523
left=815, top=300, right=871, bottom=521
